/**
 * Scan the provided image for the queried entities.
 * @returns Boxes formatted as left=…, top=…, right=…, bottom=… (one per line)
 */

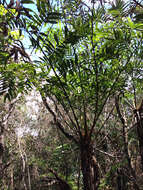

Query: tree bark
left=18, top=137, right=28, bottom=190
left=80, top=142, right=100, bottom=190
left=10, top=165, right=14, bottom=190
left=116, top=168, right=128, bottom=190
left=0, top=123, right=4, bottom=178
left=135, top=110, right=143, bottom=172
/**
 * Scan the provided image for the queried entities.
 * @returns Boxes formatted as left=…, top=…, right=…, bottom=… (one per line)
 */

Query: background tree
left=0, top=0, right=35, bottom=187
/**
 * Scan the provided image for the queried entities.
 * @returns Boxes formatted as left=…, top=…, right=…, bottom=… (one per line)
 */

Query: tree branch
left=133, top=0, right=143, bottom=9
left=42, top=95, right=78, bottom=144
left=47, top=168, right=72, bottom=190
left=115, top=96, right=140, bottom=190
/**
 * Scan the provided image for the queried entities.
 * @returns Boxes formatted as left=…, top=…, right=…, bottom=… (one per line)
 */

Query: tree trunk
left=80, top=142, right=100, bottom=190
left=10, top=166, right=14, bottom=190
left=0, top=124, right=4, bottom=178
left=134, top=107, right=143, bottom=172
left=25, top=153, right=31, bottom=190
left=18, top=137, right=28, bottom=190
left=116, top=168, right=128, bottom=190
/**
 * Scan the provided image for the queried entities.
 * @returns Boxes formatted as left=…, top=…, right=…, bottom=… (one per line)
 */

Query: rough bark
left=80, top=142, right=100, bottom=190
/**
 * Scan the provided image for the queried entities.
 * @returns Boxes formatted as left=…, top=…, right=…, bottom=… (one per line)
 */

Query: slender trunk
left=121, top=113, right=139, bottom=190
left=25, top=153, right=31, bottom=190
left=18, top=137, right=28, bottom=190
left=116, top=168, right=128, bottom=190
left=10, top=166, right=14, bottom=190
left=135, top=111, right=143, bottom=171
left=80, top=142, right=100, bottom=190
left=0, top=124, right=4, bottom=178
left=115, top=97, right=140, bottom=189
left=77, top=156, right=81, bottom=190
left=0, top=133, right=4, bottom=164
